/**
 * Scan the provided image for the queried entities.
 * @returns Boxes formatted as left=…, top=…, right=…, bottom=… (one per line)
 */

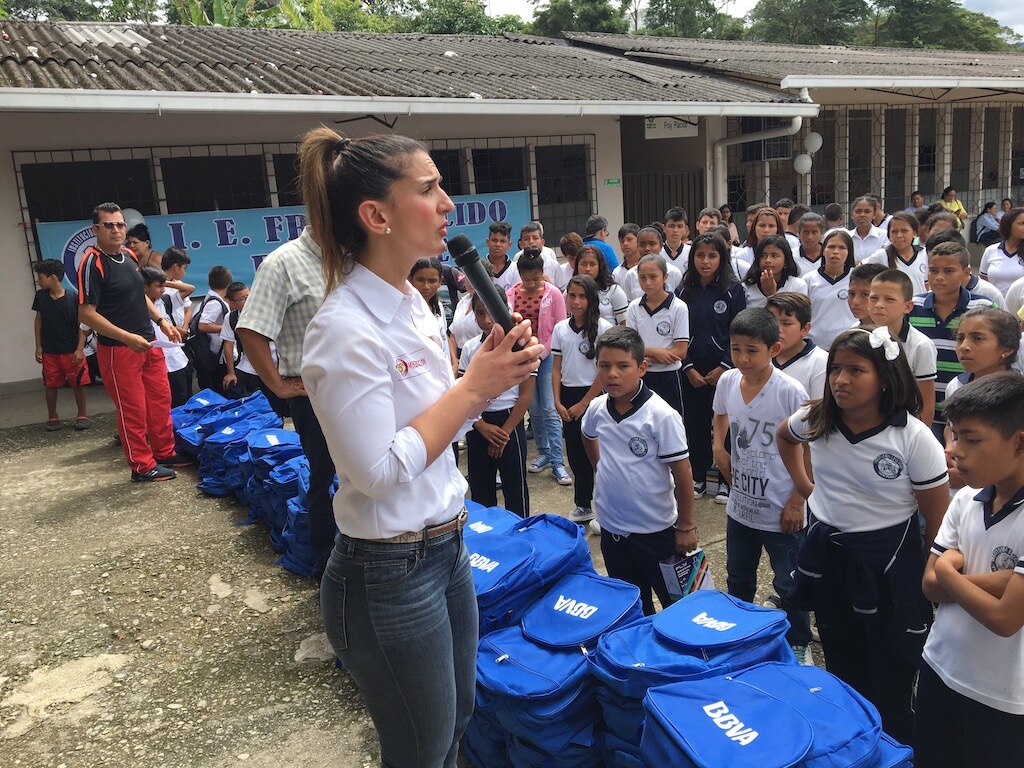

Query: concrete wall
left=619, top=115, right=709, bottom=174
left=0, top=111, right=624, bottom=388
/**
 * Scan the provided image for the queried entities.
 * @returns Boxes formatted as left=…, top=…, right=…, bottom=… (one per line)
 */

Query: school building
left=1, top=21, right=1022, bottom=390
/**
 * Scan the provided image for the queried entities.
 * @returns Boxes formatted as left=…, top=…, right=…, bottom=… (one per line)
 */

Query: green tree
left=870, top=0, right=1018, bottom=51
left=642, top=0, right=718, bottom=38
left=746, top=0, right=868, bottom=45
left=103, top=0, right=160, bottom=22
left=414, top=0, right=524, bottom=33
left=5, top=0, right=102, bottom=20
left=531, top=0, right=627, bottom=38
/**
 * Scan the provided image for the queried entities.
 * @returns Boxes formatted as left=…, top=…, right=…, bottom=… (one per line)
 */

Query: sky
left=485, top=0, right=1024, bottom=37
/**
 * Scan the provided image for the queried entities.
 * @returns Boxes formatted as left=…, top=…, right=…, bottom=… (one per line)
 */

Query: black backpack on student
left=184, top=293, right=229, bottom=378
left=227, top=308, right=244, bottom=365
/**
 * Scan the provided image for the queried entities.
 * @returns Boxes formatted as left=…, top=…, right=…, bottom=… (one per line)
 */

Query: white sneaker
left=589, top=519, right=601, bottom=536
left=714, top=486, right=730, bottom=505
left=791, top=644, right=814, bottom=666
left=569, top=506, right=595, bottom=523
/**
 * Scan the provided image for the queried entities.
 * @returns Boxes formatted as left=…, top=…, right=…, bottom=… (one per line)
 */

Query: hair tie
left=865, top=326, right=901, bottom=361
left=335, top=138, right=351, bottom=155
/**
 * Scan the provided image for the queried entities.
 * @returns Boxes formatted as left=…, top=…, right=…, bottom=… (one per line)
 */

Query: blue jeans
left=321, top=526, right=478, bottom=768
left=528, top=354, right=565, bottom=468
left=725, top=516, right=812, bottom=647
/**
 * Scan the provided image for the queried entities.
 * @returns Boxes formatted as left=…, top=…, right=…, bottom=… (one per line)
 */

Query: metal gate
left=623, top=170, right=706, bottom=227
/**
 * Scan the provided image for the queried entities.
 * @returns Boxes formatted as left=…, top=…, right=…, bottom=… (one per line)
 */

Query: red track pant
left=97, top=345, right=175, bottom=474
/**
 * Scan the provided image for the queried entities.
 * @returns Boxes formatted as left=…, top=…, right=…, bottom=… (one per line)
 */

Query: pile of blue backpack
left=460, top=503, right=915, bottom=768
left=172, top=390, right=325, bottom=578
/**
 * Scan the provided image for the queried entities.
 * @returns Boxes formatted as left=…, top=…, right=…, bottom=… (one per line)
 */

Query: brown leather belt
left=371, top=508, right=468, bottom=544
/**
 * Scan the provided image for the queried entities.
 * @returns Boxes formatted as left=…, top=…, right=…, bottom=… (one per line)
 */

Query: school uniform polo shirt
left=788, top=407, right=948, bottom=532
left=862, top=246, right=928, bottom=295
left=713, top=367, right=807, bottom=532
left=981, top=243, right=1024, bottom=297
left=550, top=317, right=613, bottom=388
left=794, top=247, right=824, bottom=277
left=625, top=294, right=689, bottom=372
left=77, top=248, right=154, bottom=346
left=774, top=339, right=827, bottom=399
left=581, top=383, right=689, bottom=535
left=804, top=266, right=857, bottom=353
left=965, top=273, right=1004, bottom=310
left=849, top=226, right=889, bottom=262
left=661, top=242, right=689, bottom=272
left=896, top=318, right=938, bottom=383
left=909, top=289, right=995, bottom=422
left=490, top=258, right=520, bottom=292
left=924, top=484, right=1024, bottom=714
left=459, top=333, right=531, bottom=411
left=742, top=274, right=808, bottom=310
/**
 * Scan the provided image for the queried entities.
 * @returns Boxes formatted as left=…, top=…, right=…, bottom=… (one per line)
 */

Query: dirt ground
left=0, top=405, right=785, bottom=768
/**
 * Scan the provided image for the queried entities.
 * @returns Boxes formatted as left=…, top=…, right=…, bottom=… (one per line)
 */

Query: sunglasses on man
left=97, top=221, right=127, bottom=230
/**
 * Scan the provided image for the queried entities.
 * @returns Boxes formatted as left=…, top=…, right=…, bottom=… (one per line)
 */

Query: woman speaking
left=300, top=128, right=544, bottom=768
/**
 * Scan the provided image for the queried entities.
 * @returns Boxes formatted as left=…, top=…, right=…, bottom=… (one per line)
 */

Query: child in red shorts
left=32, top=259, right=91, bottom=430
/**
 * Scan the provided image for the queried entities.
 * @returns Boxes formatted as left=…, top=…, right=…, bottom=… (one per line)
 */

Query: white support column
left=872, top=106, right=886, bottom=201
left=906, top=106, right=920, bottom=199
left=968, top=106, right=986, bottom=206
left=835, top=107, right=850, bottom=208
left=999, top=107, right=1014, bottom=199
left=936, top=104, right=953, bottom=192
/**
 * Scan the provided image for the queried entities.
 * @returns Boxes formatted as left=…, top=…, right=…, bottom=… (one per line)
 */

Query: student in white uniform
left=740, top=234, right=808, bottom=309
left=980, top=207, right=1024, bottom=297
left=582, top=326, right=697, bottom=615
left=766, top=293, right=828, bottom=399
left=613, top=224, right=641, bottom=290
left=917, top=372, right=1024, bottom=766
left=299, top=129, right=544, bottom=768
left=159, top=247, right=195, bottom=335
left=551, top=275, right=613, bottom=524
left=484, top=221, right=520, bottom=292
left=712, top=308, right=813, bottom=664
left=514, top=221, right=566, bottom=289
left=707, top=224, right=751, bottom=282
left=661, top=206, right=691, bottom=270
left=861, top=212, right=927, bottom=295
left=141, top=266, right=193, bottom=408
left=573, top=244, right=628, bottom=325
left=196, top=265, right=231, bottom=393
left=869, top=269, right=938, bottom=427
left=777, top=326, right=950, bottom=744
left=624, top=226, right=682, bottom=299
left=625, top=253, right=689, bottom=416
left=558, top=232, right=585, bottom=289
left=794, top=212, right=825, bottom=276
left=849, top=195, right=890, bottom=262
left=734, top=206, right=783, bottom=267
left=804, top=228, right=858, bottom=353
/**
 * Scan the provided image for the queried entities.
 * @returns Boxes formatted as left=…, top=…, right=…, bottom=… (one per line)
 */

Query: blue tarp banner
left=38, top=189, right=532, bottom=288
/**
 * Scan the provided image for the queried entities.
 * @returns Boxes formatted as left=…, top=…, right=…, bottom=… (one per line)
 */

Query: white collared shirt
left=849, top=226, right=890, bottom=262
left=302, top=263, right=468, bottom=539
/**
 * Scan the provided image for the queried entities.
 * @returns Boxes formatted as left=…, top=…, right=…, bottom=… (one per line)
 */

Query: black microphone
left=448, top=234, right=518, bottom=339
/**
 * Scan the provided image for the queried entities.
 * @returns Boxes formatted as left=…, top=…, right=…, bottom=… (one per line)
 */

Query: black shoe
left=156, top=453, right=193, bottom=468
left=131, top=464, right=177, bottom=482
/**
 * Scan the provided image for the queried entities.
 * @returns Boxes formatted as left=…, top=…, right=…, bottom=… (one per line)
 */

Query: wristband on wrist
left=676, top=525, right=697, bottom=534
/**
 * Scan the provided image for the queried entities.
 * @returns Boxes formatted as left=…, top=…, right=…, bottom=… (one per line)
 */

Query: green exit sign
left=604, top=178, right=622, bottom=188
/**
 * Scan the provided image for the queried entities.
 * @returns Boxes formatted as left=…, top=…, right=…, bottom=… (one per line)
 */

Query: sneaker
left=495, top=470, right=502, bottom=490
left=589, top=519, right=602, bottom=536
left=714, top=485, right=730, bottom=505
left=131, top=464, right=177, bottom=482
left=569, top=506, right=595, bottom=523
left=811, top=624, right=820, bottom=643
left=552, top=465, right=573, bottom=486
left=693, top=480, right=707, bottom=499
left=761, top=594, right=781, bottom=609
left=791, top=644, right=814, bottom=666
left=74, top=417, right=94, bottom=431
left=155, top=453, right=194, bottom=468
left=528, top=456, right=552, bottom=474
left=45, top=419, right=62, bottom=432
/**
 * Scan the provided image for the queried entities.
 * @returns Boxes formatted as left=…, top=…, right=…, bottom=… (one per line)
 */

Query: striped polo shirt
left=908, top=287, right=996, bottom=423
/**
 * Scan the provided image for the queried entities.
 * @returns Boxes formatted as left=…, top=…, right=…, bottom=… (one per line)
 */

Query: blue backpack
left=464, top=503, right=523, bottom=540
left=590, top=593, right=795, bottom=747
left=641, top=673, right=814, bottom=768
left=469, top=535, right=540, bottom=616
left=476, top=571, right=643, bottom=756
left=870, top=734, right=913, bottom=768
left=477, top=514, right=594, bottom=636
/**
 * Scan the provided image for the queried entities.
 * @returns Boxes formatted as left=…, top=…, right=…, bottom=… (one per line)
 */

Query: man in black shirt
left=77, top=203, right=187, bottom=482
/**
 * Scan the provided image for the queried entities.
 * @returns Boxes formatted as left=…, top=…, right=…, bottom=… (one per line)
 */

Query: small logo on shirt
left=714, top=300, right=728, bottom=314
left=873, top=453, right=905, bottom=480
left=991, top=546, right=1017, bottom=572
left=838, top=289, right=849, bottom=300
left=600, top=294, right=611, bottom=305
left=578, top=339, right=592, bottom=355
left=656, top=321, right=672, bottom=336
left=394, top=353, right=428, bottom=379
left=628, top=436, right=649, bottom=457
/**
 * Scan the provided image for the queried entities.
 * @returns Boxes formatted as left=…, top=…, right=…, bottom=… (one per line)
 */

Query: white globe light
left=121, top=208, right=145, bottom=229
left=804, top=132, right=824, bottom=153
left=793, top=154, right=813, bottom=175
